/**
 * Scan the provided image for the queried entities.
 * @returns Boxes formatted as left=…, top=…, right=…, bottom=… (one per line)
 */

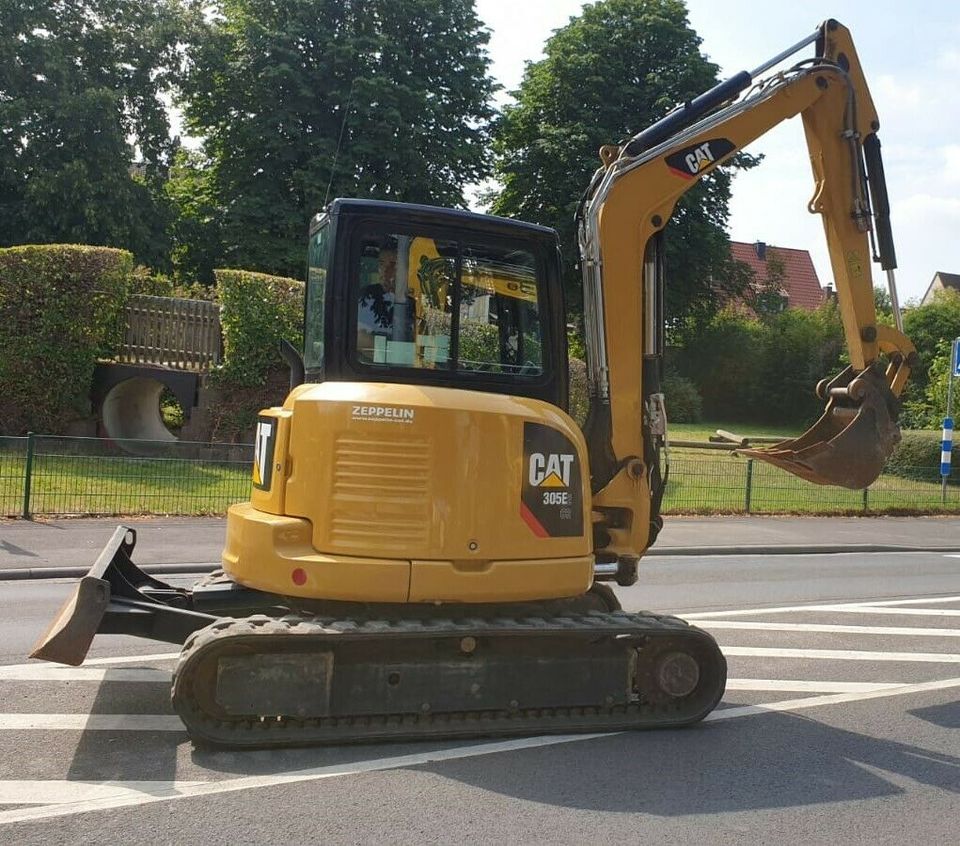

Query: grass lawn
left=665, top=422, right=957, bottom=514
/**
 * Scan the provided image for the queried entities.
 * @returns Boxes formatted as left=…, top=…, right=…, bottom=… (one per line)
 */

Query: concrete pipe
left=100, top=377, right=179, bottom=446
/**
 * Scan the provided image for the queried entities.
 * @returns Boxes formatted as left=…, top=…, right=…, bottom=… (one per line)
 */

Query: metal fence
left=665, top=449, right=960, bottom=514
left=1, top=435, right=958, bottom=518
left=1, top=435, right=252, bottom=518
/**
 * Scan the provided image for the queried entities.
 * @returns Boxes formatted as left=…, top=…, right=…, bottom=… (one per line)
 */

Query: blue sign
left=943, top=417, right=954, bottom=478
left=954, top=338, right=960, bottom=377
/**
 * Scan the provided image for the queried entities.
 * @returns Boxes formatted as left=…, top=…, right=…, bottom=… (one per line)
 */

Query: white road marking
left=0, top=714, right=183, bottom=731
left=50, top=652, right=178, bottom=667
left=725, top=679, right=901, bottom=693
left=706, top=676, right=960, bottom=721
left=0, top=667, right=168, bottom=683
left=683, top=594, right=960, bottom=619
left=722, top=646, right=960, bottom=662
left=0, top=676, right=958, bottom=827
left=685, top=603, right=869, bottom=619
left=0, top=653, right=178, bottom=679
left=852, top=595, right=960, bottom=607
left=701, top=620, right=960, bottom=637
left=822, top=607, right=960, bottom=618
left=0, top=780, right=206, bottom=805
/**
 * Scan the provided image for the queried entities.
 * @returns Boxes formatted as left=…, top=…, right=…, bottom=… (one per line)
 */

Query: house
left=729, top=240, right=825, bottom=312
left=920, top=271, right=960, bottom=305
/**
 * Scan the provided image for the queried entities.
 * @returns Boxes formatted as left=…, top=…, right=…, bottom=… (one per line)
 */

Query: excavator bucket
left=737, top=365, right=901, bottom=490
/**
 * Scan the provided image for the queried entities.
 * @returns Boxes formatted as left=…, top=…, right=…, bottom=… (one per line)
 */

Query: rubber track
left=172, top=611, right=727, bottom=749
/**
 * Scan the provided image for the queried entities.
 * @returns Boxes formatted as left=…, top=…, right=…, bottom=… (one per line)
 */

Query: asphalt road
left=1, top=550, right=959, bottom=844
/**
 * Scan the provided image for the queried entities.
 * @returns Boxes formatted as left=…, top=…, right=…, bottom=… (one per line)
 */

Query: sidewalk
left=1, top=514, right=958, bottom=578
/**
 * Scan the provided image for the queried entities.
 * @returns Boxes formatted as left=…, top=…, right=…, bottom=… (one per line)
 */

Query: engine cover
left=223, top=382, right=593, bottom=603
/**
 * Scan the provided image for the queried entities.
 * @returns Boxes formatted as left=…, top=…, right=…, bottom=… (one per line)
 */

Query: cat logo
left=528, top=452, right=575, bottom=488
left=665, top=137, right=736, bottom=179
left=252, top=418, right=276, bottom=490
left=521, top=423, right=583, bottom=538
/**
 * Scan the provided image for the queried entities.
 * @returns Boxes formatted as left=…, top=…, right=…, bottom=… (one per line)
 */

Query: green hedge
left=0, top=245, right=132, bottom=434
left=672, top=303, right=846, bottom=426
left=215, top=268, right=304, bottom=387
left=886, top=430, right=958, bottom=483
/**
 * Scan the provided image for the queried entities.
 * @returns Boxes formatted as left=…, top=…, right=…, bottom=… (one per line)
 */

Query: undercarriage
left=31, top=526, right=726, bottom=748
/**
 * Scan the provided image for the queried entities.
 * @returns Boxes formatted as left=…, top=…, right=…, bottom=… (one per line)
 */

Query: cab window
left=304, top=220, right=330, bottom=371
left=352, top=231, right=544, bottom=376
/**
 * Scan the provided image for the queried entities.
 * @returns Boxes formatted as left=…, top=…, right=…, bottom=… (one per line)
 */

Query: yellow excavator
left=32, top=19, right=916, bottom=747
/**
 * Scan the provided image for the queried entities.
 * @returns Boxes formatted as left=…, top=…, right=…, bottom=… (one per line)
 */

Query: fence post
left=744, top=458, right=754, bottom=513
left=21, top=431, right=35, bottom=519
left=862, top=486, right=869, bottom=512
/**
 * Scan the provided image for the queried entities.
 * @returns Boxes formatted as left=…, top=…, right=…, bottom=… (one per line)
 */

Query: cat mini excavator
left=32, top=19, right=916, bottom=747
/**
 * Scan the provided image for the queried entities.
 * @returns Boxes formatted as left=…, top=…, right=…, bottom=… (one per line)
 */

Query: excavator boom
left=579, top=19, right=914, bottom=508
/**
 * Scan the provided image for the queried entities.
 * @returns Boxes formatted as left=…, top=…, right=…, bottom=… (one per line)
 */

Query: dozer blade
left=30, top=526, right=215, bottom=667
left=29, top=527, right=132, bottom=666
left=738, top=364, right=901, bottom=490
left=29, top=571, right=112, bottom=666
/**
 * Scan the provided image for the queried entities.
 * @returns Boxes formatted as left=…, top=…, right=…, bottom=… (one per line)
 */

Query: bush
left=664, top=371, right=702, bottom=422
left=674, top=302, right=846, bottom=426
left=885, top=430, right=958, bottom=482
left=0, top=244, right=133, bottom=434
left=215, top=268, right=304, bottom=387
left=674, top=308, right=766, bottom=421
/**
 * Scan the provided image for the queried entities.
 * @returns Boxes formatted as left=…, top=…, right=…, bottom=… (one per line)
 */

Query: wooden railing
left=118, top=295, right=221, bottom=371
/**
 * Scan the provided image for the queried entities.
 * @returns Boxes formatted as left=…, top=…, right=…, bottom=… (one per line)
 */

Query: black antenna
left=324, top=77, right=356, bottom=207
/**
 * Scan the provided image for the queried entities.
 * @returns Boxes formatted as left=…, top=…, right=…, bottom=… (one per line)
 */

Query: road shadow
left=0, top=540, right=38, bottom=557
left=412, top=711, right=960, bottom=815
left=64, top=667, right=466, bottom=780
left=909, top=700, right=960, bottom=729
left=66, top=669, right=181, bottom=782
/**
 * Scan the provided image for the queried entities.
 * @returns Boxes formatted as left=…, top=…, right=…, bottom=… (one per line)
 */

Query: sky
left=475, top=0, right=960, bottom=304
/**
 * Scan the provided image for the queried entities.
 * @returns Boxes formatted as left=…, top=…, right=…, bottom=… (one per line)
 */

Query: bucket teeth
left=737, top=365, right=900, bottom=490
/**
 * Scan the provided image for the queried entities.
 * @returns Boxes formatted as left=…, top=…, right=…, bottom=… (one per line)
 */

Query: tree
left=751, top=252, right=789, bottom=320
left=490, top=0, right=757, bottom=320
left=903, top=288, right=960, bottom=392
left=166, top=149, right=225, bottom=284
left=181, top=0, right=496, bottom=278
left=898, top=288, right=960, bottom=427
left=0, top=1, right=190, bottom=267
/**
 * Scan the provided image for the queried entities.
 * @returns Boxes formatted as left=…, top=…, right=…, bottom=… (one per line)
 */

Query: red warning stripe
left=667, top=164, right=697, bottom=179
left=520, top=501, right=549, bottom=538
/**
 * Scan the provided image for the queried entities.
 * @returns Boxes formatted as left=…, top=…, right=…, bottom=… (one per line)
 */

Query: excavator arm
left=578, top=19, right=915, bottom=557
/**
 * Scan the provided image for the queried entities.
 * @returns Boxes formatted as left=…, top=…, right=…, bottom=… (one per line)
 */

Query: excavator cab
left=302, top=199, right=569, bottom=409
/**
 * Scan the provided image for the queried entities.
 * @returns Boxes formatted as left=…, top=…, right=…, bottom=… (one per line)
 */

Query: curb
left=3, top=545, right=958, bottom=580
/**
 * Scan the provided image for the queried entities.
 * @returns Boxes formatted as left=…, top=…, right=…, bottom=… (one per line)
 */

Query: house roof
left=921, top=271, right=960, bottom=304
left=729, top=241, right=824, bottom=310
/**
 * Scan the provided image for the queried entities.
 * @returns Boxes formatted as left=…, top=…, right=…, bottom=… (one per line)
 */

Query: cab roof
left=318, top=198, right=558, bottom=239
